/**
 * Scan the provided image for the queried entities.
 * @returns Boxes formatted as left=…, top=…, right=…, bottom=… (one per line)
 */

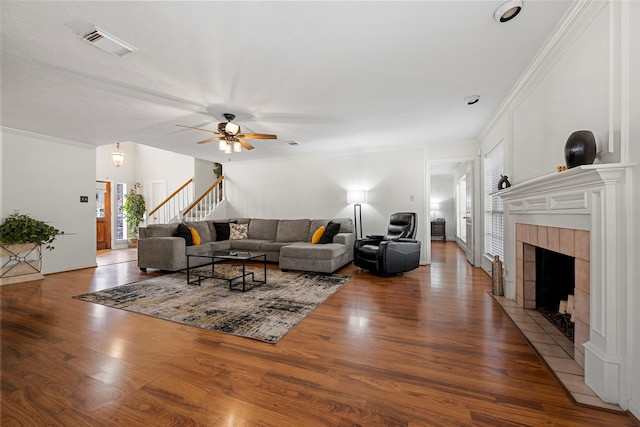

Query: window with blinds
left=484, top=142, right=504, bottom=259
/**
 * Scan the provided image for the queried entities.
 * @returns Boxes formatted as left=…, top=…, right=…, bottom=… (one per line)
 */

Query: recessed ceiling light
left=494, top=0, right=523, bottom=23
left=465, top=95, right=480, bottom=105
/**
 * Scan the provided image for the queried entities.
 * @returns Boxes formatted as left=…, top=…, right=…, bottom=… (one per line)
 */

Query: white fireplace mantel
left=496, top=163, right=633, bottom=202
left=498, top=163, right=634, bottom=407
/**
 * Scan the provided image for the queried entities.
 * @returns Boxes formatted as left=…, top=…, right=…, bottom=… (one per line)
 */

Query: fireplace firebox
left=535, top=247, right=574, bottom=311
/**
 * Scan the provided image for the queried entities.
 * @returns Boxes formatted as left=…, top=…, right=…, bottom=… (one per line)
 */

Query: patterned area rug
left=73, top=265, right=351, bottom=343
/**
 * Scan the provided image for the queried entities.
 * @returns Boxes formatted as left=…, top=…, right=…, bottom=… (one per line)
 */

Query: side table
left=431, top=221, right=446, bottom=242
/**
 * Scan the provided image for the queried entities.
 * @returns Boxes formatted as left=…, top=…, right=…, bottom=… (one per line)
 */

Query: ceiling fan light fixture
left=225, top=122, right=241, bottom=136
left=178, top=113, right=276, bottom=154
left=494, top=0, right=523, bottom=23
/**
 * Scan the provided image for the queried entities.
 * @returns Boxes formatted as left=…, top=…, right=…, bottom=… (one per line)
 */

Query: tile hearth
left=492, top=295, right=623, bottom=412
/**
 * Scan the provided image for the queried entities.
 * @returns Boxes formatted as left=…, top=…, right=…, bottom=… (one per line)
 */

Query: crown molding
left=1, top=126, right=94, bottom=150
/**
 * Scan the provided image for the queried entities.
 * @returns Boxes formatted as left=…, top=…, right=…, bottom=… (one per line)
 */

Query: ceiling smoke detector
left=494, top=0, right=523, bottom=23
left=465, top=95, right=480, bottom=105
left=82, top=27, right=137, bottom=57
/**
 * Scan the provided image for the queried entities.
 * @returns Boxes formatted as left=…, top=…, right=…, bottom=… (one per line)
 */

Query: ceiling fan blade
left=196, top=136, right=222, bottom=145
left=238, top=138, right=255, bottom=150
left=177, top=124, right=217, bottom=134
left=238, top=133, right=277, bottom=140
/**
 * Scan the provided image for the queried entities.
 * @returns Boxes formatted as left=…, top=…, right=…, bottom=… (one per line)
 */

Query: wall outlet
left=80, top=196, right=89, bottom=203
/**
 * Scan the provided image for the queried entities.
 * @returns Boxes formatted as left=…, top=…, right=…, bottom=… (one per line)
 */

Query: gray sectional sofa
left=137, top=217, right=355, bottom=274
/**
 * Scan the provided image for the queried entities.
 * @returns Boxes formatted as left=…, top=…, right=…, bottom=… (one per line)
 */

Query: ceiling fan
left=177, top=113, right=277, bottom=153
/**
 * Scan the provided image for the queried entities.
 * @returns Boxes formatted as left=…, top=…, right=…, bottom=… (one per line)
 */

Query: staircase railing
left=182, top=176, right=225, bottom=222
left=148, top=178, right=194, bottom=224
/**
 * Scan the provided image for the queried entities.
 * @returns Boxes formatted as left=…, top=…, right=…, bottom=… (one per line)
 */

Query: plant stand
left=0, top=243, right=44, bottom=285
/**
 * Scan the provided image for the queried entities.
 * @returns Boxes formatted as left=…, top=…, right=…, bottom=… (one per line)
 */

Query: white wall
left=96, top=142, right=213, bottom=247
left=1, top=132, right=225, bottom=274
left=194, top=158, right=219, bottom=196
left=95, top=142, right=195, bottom=249
left=478, top=0, right=639, bottom=416
left=96, top=141, right=138, bottom=184
left=96, top=142, right=138, bottom=248
left=223, top=148, right=428, bottom=260
left=134, top=143, right=194, bottom=203
left=425, top=140, right=478, bottom=161
left=430, top=175, right=455, bottom=239
left=627, top=0, right=640, bottom=419
left=511, top=4, right=613, bottom=181
left=0, top=136, right=3, bottom=219
left=1, top=129, right=96, bottom=273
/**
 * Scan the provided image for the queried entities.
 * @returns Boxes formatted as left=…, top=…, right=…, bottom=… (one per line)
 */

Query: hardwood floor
left=2, top=243, right=638, bottom=426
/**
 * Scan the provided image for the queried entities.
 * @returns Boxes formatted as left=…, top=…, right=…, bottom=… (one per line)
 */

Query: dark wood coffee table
left=186, top=251, right=266, bottom=291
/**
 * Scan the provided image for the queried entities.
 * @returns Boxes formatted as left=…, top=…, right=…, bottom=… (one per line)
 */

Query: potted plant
left=0, top=212, right=63, bottom=285
left=122, top=182, right=146, bottom=247
left=0, top=211, right=62, bottom=250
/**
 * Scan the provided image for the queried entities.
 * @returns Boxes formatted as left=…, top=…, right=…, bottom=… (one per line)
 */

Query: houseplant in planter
left=122, top=182, right=146, bottom=247
left=0, top=212, right=62, bottom=285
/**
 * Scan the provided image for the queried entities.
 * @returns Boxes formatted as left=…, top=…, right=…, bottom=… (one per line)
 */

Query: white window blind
left=484, top=142, right=504, bottom=259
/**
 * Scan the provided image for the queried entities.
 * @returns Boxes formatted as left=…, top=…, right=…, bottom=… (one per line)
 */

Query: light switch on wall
left=410, top=195, right=415, bottom=202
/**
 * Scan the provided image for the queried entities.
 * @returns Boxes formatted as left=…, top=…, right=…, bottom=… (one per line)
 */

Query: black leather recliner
left=353, top=212, right=421, bottom=275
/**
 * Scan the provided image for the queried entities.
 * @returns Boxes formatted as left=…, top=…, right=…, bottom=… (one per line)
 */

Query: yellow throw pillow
left=189, top=227, right=201, bottom=245
left=311, top=226, right=326, bottom=244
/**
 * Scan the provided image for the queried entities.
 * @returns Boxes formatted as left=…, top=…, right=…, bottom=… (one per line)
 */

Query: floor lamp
left=347, top=190, right=365, bottom=239
left=430, top=202, right=440, bottom=221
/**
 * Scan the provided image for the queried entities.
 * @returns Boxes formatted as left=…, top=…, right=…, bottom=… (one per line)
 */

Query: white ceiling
left=0, top=1, right=572, bottom=163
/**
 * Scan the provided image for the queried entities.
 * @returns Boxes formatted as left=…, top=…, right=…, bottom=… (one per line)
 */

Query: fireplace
left=498, top=164, right=631, bottom=407
left=536, top=247, right=574, bottom=312
left=535, top=246, right=576, bottom=340
left=517, top=225, right=588, bottom=366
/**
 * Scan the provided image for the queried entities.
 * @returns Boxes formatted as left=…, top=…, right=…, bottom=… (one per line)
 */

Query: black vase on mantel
left=564, top=130, right=596, bottom=169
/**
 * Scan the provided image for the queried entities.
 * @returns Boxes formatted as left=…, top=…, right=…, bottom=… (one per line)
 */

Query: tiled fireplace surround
left=515, top=223, right=590, bottom=368
left=498, top=164, right=631, bottom=410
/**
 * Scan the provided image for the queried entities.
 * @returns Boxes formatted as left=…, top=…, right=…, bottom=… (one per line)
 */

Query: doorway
left=96, top=181, right=111, bottom=250
left=463, top=163, right=474, bottom=265
left=427, top=158, right=476, bottom=266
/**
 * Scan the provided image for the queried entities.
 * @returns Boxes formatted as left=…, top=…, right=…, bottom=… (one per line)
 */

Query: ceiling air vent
left=82, top=27, right=136, bottom=57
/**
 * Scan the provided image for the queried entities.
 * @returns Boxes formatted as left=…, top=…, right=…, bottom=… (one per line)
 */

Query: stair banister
left=148, top=178, right=194, bottom=224
left=182, top=176, right=225, bottom=222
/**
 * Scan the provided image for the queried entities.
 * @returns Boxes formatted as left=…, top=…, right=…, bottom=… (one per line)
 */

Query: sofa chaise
left=137, top=217, right=355, bottom=274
